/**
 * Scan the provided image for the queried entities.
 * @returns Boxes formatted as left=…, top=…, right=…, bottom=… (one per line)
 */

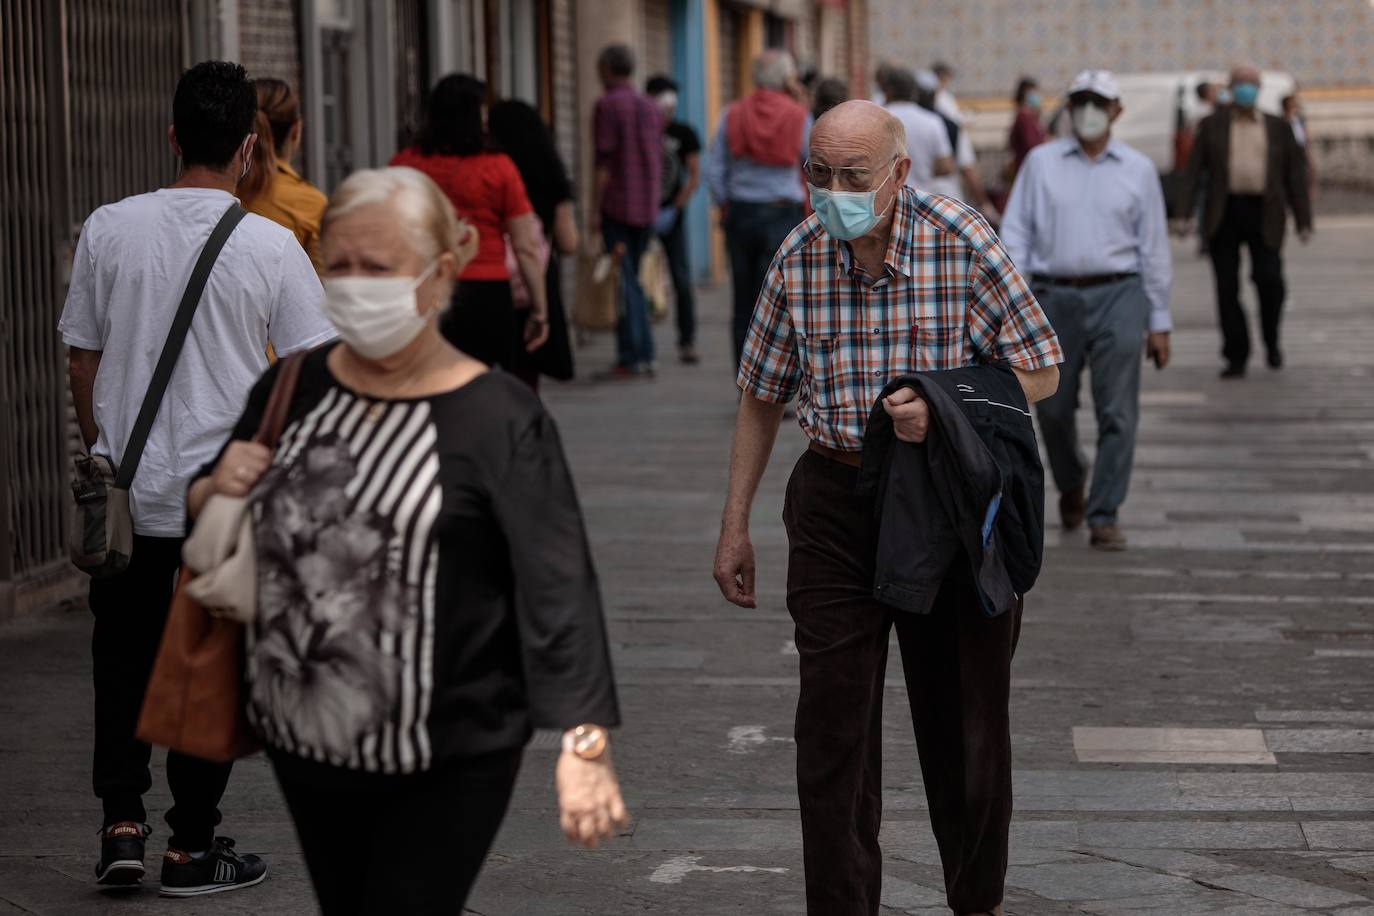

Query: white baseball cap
left=1068, top=69, right=1120, bottom=101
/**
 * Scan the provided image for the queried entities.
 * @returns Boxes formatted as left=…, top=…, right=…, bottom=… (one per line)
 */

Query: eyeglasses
left=803, top=156, right=897, bottom=192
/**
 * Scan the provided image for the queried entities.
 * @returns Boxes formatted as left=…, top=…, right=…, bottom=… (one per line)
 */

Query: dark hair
left=1014, top=77, right=1038, bottom=105
left=598, top=44, right=635, bottom=78
left=487, top=99, right=573, bottom=228
left=172, top=60, right=257, bottom=169
left=416, top=73, right=490, bottom=157
left=812, top=78, right=849, bottom=119
left=1195, top=81, right=1213, bottom=101
left=884, top=68, right=916, bottom=103
left=646, top=74, right=678, bottom=95
left=932, top=61, right=954, bottom=80
left=239, top=78, right=300, bottom=205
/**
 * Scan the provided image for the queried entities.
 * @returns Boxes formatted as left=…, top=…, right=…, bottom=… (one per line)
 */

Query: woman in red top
left=1008, top=77, right=1047, bottom=179
left=391, top=74, right=549, bottom=369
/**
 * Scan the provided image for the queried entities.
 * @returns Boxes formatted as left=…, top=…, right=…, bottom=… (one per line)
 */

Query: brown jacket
left=1179, top=108, right=1312, bottom=249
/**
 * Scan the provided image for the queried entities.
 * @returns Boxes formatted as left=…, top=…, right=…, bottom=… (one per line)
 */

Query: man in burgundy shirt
left=590, top=43, right=662, bottom=378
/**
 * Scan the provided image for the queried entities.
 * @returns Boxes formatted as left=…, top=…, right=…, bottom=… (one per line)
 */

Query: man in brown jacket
left=1178, top=65, right=1312, bottom=378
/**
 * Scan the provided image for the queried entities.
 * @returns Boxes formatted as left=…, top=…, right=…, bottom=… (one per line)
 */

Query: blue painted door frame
left=670, top=0, right=710, bottom=284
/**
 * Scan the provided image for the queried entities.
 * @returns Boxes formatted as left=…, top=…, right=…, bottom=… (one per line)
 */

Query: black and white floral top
left=205, top=345, right=619, bottom=774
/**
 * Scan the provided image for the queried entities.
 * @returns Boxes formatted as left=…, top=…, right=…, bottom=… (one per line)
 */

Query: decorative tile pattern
left=867, top=0, right=1374, bottom=98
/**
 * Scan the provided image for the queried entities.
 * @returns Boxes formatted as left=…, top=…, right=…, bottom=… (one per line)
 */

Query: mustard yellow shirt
left=245, top=161, right=327, bottom=274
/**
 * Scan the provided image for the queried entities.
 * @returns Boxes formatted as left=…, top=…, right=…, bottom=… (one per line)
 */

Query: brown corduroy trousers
left=783, top=450, right=1023, bottom=915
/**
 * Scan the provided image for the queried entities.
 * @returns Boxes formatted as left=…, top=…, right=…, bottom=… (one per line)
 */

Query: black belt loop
left=1031, top=272, right=1138, bottom=289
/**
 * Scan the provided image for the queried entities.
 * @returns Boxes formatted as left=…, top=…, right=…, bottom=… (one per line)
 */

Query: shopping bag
left=573, top=235, right=620, bottom=331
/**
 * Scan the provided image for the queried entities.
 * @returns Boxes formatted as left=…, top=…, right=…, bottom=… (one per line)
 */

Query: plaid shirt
left=738, top=187, right=1063, bottom=451
left=593, top=85, right=662, bottom=228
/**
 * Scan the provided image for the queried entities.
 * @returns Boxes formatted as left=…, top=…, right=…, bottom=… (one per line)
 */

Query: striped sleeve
left=736, top=256, right=801, bottom=403
left=967, top=236, right=1063, bottom=369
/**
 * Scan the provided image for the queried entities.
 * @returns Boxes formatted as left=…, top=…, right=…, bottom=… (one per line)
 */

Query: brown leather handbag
left=136, top=352, right=307, bottom=763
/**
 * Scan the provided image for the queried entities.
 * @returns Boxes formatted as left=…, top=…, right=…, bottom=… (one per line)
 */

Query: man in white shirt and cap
left=1001, top=69, right=1173, bottom=552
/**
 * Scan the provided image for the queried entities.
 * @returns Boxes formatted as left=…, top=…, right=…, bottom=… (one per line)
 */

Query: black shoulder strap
left=115, top=203, right=247, bottom=488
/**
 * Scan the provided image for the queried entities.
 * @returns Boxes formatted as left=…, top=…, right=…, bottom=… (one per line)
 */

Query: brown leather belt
left=808, top=441, right=862, bottom=468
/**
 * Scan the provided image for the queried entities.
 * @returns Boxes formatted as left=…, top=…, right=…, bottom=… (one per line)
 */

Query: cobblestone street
left=3, top=221, right=1374, bottom=915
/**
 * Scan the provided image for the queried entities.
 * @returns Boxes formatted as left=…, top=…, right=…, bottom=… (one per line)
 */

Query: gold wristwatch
left=562, top=724, right=608, bottom=761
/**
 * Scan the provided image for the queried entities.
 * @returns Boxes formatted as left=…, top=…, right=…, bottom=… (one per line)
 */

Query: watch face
left=574, top=727, right=606, bottom=759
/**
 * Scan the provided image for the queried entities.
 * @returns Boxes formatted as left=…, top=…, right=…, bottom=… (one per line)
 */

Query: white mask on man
left=1072, top=103, right=1110, bottom=142
left=322, top=261, right=439, bottom=360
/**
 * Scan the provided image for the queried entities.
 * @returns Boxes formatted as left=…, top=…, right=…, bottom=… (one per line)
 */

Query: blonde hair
left=322, top=166, right=477, bottom=268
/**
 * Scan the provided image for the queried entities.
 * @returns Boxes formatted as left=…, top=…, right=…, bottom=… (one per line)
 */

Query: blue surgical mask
left=1232, top=82, right=1259, bottom=109
left=1025, top=92, right=1041, bottom=110
left=809, top=165, right=897, bottom=241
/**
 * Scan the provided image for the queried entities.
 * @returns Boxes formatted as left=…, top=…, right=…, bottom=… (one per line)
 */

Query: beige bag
left=183, top=495, right=256, bottom=622
left=639, top=241, right=670, bottom=323
left=573, top=235, right=620, bottom=332
left=177, top=351, right=306, bottom=623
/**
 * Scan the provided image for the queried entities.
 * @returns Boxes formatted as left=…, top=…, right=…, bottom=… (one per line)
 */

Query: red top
left=389, top=148, right=534, bottom=281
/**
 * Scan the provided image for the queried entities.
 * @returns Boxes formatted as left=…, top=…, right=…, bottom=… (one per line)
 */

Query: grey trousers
left=1033, top=277, right=1149, bottom=527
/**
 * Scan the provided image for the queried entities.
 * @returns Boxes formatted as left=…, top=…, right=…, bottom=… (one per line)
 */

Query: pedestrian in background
left=882, top=67, right=955, bottom=191
left=1178, top=65, right=1312, bottom=378
left=59, top=60, right=335, bottom=896
left=715, top=100, right=1061, bottom=916
left=238, top=77, right=327, bottom=274
left=1002, top=69, right=1173, bottom=552
left=189, top=166, right=627, bottom=915
left=647, top=74, right=704, bottom=365
left=926, top=64, right=996, bottom=219
left=488, top=99, right=580, bottom=388
left=812, top=77, right=849, bottom=120
left=590, top=44, right=662, bottom=379
left=1283, top=92, right=1318, bottom=202
left=705, top=48, right=810, bottom=367
left=1008, top=76, right=1046, bottom=179
left=391, top=74, right=550, bottom=371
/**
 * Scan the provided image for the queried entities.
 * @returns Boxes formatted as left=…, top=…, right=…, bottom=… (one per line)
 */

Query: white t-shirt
left=886, top=101, right=953, bottom=190
left=59, top=187, right=336, bottom=536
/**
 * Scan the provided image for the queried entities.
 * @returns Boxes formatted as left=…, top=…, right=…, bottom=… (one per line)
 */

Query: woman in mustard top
left=240, top=79, right=327, bottom=273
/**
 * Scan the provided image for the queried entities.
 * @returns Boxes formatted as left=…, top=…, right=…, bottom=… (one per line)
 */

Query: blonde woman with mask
left=187, top=166, right=626, bottom=915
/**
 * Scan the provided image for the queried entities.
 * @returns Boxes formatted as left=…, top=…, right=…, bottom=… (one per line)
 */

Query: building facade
left=1, top=0, right=866, bottom=619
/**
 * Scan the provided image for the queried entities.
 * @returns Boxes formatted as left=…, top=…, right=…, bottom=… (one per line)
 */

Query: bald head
left=1230, top=65, right=1261, bottom=87
left=813, top=100, right=907, bottom=164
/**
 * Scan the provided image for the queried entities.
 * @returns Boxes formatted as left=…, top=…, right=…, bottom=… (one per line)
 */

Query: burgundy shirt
left=594, top=85, right=662, bottom=228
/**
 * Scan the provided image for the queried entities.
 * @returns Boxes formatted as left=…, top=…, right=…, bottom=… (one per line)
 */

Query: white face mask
left=322, top=261, right=439, bottom=360
left=1072, top=103, right=1111, bottom=141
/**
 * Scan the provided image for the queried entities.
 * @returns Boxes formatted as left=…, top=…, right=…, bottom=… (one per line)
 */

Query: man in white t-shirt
left=924, top=65, right=995, bottom=219
left=882, top=68, right=954, bottom=192
left=58, top=60, right=334, bottom=896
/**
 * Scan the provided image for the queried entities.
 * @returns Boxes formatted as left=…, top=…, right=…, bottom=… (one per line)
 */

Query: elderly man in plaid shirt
left=713, top=101, right=1062, bottom=916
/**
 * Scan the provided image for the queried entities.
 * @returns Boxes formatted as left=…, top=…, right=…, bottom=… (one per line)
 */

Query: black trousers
left=1209, top=194, right=1286, bottom=368
left=89, top=534, right=233, bottom=851
left=657, top=209, right=697, bottom=348
left=783, top=451, right=1022, bottom=915
left=725, top=201, right=803, bottom=365
left=444, top=279, right=517, bottom=370
left=271, top=748, right=522, bottom=915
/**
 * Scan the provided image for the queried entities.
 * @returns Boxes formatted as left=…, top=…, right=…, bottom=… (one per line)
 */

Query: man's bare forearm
left=68, top=348, right=101, bottom=449
left=721, top=394, right=787, bottom=533
left=1012, top=363, right=1060, bottom=404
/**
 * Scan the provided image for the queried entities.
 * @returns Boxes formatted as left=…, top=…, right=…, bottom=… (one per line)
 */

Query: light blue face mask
left=1025, top=91, right=1042, bottom=110
left=809, top=164, right=897, bottom=241
left=1232, top=82, right=1260, bottom=109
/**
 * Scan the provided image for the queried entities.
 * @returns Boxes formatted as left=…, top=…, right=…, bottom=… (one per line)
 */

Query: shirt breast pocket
left=797, top=334, right=852, bottom=411
left=909, top=321, right=966, bottom=372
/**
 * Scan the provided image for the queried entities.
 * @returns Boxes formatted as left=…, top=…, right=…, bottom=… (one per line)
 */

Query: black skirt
left=442, top=280, right=517, bottom=369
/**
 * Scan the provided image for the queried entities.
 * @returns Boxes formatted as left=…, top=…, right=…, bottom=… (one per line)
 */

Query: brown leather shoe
left=1059, top=487, right=1086, bottom=530
left=1090, top=524, right=1128, bottom=551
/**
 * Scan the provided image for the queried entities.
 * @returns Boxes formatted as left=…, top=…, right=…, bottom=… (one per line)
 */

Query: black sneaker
left=96, top=821, right=150, bottom=886
left=159, top=837, right=267, bottom=897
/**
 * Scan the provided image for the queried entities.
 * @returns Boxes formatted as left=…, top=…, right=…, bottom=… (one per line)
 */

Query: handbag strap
left=252, top=350, right=308, bottom=449
left=115, top=203, right=248, bottom=489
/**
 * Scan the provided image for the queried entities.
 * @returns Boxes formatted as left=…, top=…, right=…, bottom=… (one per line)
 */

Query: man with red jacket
left=705, top=49, right=811, bottom=367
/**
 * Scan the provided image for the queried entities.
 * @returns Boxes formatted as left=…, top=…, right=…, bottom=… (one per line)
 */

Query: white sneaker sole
left=158, top=871, right=267, bottom=897
left=96, top=859, right=145, bottom=885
